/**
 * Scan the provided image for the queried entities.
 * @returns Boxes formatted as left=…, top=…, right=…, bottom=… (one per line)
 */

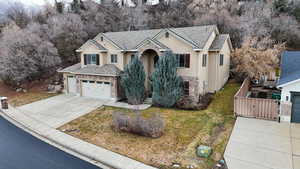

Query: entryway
left=81, top=80, right=111, bottom=99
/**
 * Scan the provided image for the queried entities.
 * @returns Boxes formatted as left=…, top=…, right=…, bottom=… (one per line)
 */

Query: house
left=58, top=25, right=233, bottom=101
left=278, top=51, right=300, bottom=123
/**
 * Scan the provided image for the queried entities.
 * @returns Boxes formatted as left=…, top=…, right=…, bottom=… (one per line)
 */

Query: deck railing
left=234, top=78, right=279, bottom=121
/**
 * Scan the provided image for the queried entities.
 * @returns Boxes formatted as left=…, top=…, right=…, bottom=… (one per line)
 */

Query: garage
left=292, top=93, right=300, bottom=123
left=81, top=80, right=111, bottom=99
left=67, top=76, right=77, bottom=94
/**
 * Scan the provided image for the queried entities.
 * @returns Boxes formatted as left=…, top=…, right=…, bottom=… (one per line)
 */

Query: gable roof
left=278, top=51, right=300, bottom=87
left=209, top=34, right=231, bottom=51
left=58, top=64, right=122, bottom=76
left=76, top=39, right=107, bottom=52
left=135, top=38, right=170, bottom=50
left=93, top=25, right=217, bottom=51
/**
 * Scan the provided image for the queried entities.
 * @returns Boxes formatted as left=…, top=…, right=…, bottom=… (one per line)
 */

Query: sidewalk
left=0, top=105, right=157, bottom=169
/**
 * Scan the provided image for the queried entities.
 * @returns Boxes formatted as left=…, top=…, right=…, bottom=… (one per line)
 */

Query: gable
left=76, top=40, right=107, bottom=52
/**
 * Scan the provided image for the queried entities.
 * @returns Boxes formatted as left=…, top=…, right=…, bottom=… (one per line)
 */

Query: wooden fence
left=234, top=78, right=279, bottom=121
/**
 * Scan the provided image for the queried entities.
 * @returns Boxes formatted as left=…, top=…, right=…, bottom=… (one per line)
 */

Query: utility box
left=1, top=97, right=8, bottom=110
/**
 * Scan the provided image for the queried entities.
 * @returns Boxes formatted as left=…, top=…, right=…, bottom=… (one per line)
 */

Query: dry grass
left=0, top=82, right=59, bottom=107
left=9, top=92, right=59, bottom=107
left=59, top=82, right=240, bottom=169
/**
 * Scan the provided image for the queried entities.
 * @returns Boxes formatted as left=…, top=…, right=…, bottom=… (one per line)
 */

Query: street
left=0, top=116, right=102, bottom=169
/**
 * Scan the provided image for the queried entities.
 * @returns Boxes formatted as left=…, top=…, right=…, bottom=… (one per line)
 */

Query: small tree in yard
left=121, top=55, right=146, bottom=105
left=151, top=51, right=183, bottom=108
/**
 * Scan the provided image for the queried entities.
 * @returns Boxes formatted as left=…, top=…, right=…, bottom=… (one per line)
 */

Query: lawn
left=59, top=82, right=240, bottom=169
left=0, top=82, right=59, bottom=107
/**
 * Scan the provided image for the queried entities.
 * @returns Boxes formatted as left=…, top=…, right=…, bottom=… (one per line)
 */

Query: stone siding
left=181, top=76, right=200, bottom=102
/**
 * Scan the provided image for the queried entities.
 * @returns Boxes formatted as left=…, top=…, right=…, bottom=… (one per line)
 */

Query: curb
left=0, top=106, right=157, bottom=169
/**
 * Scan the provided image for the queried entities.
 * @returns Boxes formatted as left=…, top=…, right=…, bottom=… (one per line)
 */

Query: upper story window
left=220, top=54, right=224, bottom=66
left=202, top=54, right=207, bottom=67
left=100, top=36, right=103, bottom=41
left=111, top=54, right=118, bottom=63
left=175, top=54, right=190, bottom=68
left=84, top=54, right=99, bottom=65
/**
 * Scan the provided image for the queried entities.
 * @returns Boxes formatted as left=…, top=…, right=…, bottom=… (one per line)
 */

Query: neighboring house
left=58, top=25, right=233, bottom=101
left=277, top=51, right=300, bottom=123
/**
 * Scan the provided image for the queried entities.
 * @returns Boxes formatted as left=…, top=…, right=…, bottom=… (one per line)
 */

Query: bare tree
left=6, top=2, right=31, bottom=28
left=0, top=23, right=61, bottom=86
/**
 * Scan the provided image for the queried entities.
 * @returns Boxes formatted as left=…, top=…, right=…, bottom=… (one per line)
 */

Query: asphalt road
left=0, top=116, right=102, bottom=169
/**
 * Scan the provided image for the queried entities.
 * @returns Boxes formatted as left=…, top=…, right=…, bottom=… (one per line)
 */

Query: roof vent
left=165, top=32, right=169, bottom=38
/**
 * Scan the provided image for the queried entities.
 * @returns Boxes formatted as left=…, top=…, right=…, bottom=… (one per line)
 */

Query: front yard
left=59, top=82, right=240, bottom=169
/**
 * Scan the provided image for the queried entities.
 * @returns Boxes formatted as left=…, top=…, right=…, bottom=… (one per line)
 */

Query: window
left=183, top=81, right=189, bottom=96
left=165, top=32, right=169, bottom=38
left=286, top=96, right=289, bottom=101
left=84, top=54, right=99, bottom=65
left=175, top=54, right=190, bottom=68
left=202, top=54, right=207, bottom=67
left=100, top=36, right=103, bottom=41
left=89, top=81, right=95, bottom=83
left=82, top=80, right=88, bottom=83
left=220, top=54, right=224, bottom=66
left=111, top=54, right=118, bottom=63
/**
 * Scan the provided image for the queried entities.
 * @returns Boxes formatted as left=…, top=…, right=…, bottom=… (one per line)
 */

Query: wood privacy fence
left=234, top=78, right=279, bottom=121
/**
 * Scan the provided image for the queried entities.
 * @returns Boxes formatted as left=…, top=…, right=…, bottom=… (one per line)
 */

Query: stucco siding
left=280, top=81, right=300, bottom=102
left=215, top=40, right=230, bottom=91
left=157, top=33, right=199, bottom=78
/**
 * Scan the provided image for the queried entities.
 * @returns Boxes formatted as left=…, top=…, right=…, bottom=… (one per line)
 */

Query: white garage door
left=67, top=76, right=77, bottom=94
left=82, top=80, right=111, bottom=99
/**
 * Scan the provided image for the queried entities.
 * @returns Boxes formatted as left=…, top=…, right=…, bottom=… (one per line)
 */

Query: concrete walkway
left=1, top=105, right=157, bottom=169
left=18, top=94, right=106, bottom=128
left=225, top=117, right=300, bottom=169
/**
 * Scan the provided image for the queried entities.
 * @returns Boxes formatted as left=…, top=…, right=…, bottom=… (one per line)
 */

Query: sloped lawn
left=59, top=82, right=240, bottom=169
left=0, top=82, right=59, bottom=107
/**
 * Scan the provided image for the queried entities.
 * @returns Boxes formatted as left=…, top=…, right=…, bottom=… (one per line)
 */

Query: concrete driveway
left=225, top=117, right=300, bottom=169
left=17, top=94, right=107, bottom=128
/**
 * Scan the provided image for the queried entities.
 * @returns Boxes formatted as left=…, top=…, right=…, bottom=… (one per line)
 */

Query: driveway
left=17, top=94, right=107, bottom=128
left=225, top=117, right=300, bottom=169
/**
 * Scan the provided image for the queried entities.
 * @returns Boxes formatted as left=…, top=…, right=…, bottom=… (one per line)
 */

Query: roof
left=58, top=64, right=122, bottom=76
left=77, top=39, right=107, bottom=52
left=94, top=25, right=218, bottom=50
left=209, top=34, right=230, bottom=51
left=278, top=51, right=300, bottom=86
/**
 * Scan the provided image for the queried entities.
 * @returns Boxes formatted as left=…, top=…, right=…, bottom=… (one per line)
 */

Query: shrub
left=112, top=111, right=165, bottom=138
left=151, top=51, right=183, bottom=108
left=176, top=94, right=213, bottom=110
left=120, top=55, right=146, bottom=105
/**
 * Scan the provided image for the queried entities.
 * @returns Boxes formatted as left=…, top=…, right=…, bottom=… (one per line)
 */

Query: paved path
left=0, top=116, right=102, bottom=169
left=18, top=94, right=106, bottom=128
left=225, top=117, right=300, bottom=169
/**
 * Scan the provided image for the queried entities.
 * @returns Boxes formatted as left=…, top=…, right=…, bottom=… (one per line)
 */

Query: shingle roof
left=278, top=51, right=300, bottom=86
left=97, top=25, right=217, bottom=50
left=58, top=64, right=122, bottom=76
left=77, top=39, right=107, bottom=51
left=209, top=34, right=229, bottom=51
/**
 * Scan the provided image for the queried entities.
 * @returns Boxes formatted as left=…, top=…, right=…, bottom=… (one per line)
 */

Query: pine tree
left=121, top=55, right=146, bottom=105
left=151, top=51, right=183, bottom=108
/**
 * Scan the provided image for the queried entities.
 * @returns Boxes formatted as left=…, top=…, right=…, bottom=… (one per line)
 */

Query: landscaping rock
left=16, top=88, right=23, bottom=92
left=196, top=145, right=212, bottom=158
left=171, top=163, right=181, bottom=168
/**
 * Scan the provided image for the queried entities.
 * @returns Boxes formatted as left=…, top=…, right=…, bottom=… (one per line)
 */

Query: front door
left=67, top=76, right=77, bottom=94
left=291, top=92, right=300, bottom=123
